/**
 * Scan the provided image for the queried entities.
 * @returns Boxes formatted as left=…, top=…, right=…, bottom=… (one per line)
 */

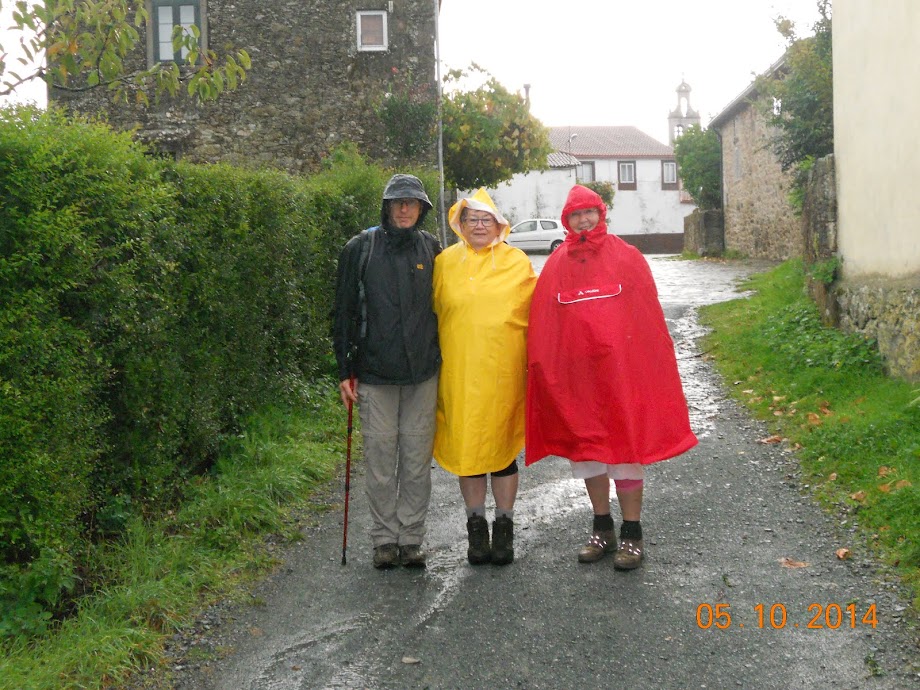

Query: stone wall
left=835, top=278, right=920, bottom=382
left=802, top=155, right=839, bottom=323
left=50, top=0, right=438, bottom=174
left=717, top=106, right=801, bottom=260
left=802, top=155, right=920, bottom=383
left=683, top=209, right=724, bottom=257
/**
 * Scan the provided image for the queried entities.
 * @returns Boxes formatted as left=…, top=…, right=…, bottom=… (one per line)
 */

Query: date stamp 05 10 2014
left=696, top=603, right=879, bottom=630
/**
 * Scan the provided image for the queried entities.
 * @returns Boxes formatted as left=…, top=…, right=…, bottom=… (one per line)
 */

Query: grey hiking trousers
left=357, top=374, right=438, bottom=548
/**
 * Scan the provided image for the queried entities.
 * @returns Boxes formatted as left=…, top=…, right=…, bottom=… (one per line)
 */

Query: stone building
left=50, top=0, right=439, bottom=174
left=708, top=58, right=801, bottom=260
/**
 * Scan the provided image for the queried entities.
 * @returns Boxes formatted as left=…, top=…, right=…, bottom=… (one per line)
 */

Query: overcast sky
left=3, top=1, right=822, bottom=145
left=437, top=0, right=822, bottom=144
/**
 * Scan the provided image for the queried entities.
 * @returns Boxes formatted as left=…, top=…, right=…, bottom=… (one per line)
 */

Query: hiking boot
left=399, top=544, right=427, bottom=568
left=466, top=515, right=491, bottom=565
left=577, top=529, right=616, bottom=563
left=490, top=515, right=514, bottom=566
left=373, top=543, right=399, bottom=569
left=613, top=538, right=644, bottom=570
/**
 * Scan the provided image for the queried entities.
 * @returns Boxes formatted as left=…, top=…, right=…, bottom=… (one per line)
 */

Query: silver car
left=505, top=218, right=567, bottom=252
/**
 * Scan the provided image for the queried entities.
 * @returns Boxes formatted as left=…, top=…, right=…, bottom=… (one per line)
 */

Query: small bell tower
left=668, top=78, right=701, bottom=145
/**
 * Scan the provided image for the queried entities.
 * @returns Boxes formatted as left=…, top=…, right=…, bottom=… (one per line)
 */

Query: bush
left=0, top=107, right=426, bottom=638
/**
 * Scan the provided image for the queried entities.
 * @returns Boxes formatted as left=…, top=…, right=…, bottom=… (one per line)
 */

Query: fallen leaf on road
left=807, top=412, right=822, bottom=425
left=878, top=466, right=895, bottom=477
left=779, top=557, right=809, bottom=568
left=835, top=548, right=852, bottom=560
left=402, top=657, right=421, bottom=665
left=894, top=479, right=912, bottom=490
left=757, top=435, right=784, bottom=444
left=828, top=473, right=837, bottom=481
left=850, top=491, right=867, bottom=502
left=879, top=483, right=891, bottom=493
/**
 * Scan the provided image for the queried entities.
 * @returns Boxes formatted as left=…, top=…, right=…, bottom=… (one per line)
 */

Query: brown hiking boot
left=577, top=529, right=616, bottom=563
left=399, top=544, right=427, bottom=568
left=373, top=543, right=399, bottom=569
left=466, top=515, right=491, bottom=565
left=613, top=538, right=644, bottom=570
left=490, top=515, right=514, bottom=566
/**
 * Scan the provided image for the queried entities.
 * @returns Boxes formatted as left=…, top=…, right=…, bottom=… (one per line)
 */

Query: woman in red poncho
left=526, top=185, right=697, bottom=569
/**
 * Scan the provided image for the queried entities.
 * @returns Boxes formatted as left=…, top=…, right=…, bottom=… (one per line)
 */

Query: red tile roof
left=549, top=126, right=673, bottom=159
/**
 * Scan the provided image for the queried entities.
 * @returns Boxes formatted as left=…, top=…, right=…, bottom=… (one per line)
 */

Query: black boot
left=491, top=515, right=514, bottom=566
left=466, top=515, right=491, bottom=565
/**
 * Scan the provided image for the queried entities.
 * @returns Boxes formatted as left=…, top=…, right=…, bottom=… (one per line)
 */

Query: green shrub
left=0, top=107, right=422, bottom=638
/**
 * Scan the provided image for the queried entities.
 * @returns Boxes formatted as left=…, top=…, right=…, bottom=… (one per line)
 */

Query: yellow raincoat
left=433, top=188, right=537, bottom=476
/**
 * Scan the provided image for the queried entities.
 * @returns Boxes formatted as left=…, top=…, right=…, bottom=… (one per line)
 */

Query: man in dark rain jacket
left=333, top=174, right=442, bottom=569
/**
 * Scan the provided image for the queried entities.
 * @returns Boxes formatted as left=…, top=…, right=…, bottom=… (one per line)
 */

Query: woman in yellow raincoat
left=433, top=188, right=536, bottom=566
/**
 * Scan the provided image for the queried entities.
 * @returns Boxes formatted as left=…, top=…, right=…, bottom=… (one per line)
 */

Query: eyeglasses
left=463, top=216, right=496, bottom=227
left=391, top=198, right=421, bottom=208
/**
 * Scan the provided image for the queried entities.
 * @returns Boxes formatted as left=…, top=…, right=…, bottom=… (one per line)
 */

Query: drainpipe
left=711, top=126, right=726, bottom=254
left=712, top=127, right=725, bottom=215
left=433, top=0, right=448, bottom=247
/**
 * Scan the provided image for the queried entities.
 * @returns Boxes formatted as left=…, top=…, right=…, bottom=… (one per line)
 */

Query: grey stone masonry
left=683, top=209, right=725, bottom=257
left=50, top=0, right=438, bottom=174
left=836, top=277, right=920, bottom=383
left=716, top=105, right=800, bottom=260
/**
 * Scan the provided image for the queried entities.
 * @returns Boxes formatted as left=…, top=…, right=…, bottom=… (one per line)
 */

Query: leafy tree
left=0, top=0, right=250, bottom=104
left=580, top=180, right=615, bottom=208
left=673, top=124, right=722, bottom=209
left=375, top=66, right=437, bottom=162
left=755, top=0, right=833, bottom=189
left=442, top=64, right=553, bottom=190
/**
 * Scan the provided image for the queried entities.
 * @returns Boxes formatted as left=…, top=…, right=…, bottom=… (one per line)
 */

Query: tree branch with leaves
left=441, top=64, right=552, bottom=190
left=755, top=0, right=833, bottom=203
left=1, top=0, right=250, bottom=104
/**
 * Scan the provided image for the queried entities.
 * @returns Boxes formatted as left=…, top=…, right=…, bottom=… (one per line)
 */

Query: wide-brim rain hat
left=447, top=187, right=511, bottom=246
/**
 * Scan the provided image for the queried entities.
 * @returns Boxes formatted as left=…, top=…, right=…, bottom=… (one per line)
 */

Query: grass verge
left=0, top=381, right=347, bottom=690
left=699, top=259, right=920, bottom=607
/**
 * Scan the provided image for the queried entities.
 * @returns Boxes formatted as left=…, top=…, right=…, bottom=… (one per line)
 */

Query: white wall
left=833, top=0, right=920, bottom=278
left=597, top=159, right=694, bottom=235
left=465, top=168, right=577, bottom=225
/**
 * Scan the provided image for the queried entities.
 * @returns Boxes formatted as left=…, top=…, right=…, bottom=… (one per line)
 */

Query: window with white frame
left=152, top=0, right=202, bottom=63
left=662, top=160, right=678, bottom=190
left=357, top=11, right=388, bottom=51
left=618, top=161, right=637, bottom=191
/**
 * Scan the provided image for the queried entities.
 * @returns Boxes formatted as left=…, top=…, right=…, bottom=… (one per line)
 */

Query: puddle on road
left=649, top=257, right=760, bottom=439
left=673, top=311, right=723, bottom=439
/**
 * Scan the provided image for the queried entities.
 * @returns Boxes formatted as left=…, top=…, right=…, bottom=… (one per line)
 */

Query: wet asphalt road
left=167, top=256, right=920, bottom=690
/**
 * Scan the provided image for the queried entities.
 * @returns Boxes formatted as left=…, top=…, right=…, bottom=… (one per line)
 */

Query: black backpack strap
left=421, top=231, right=435, bottom=267
left=357, top=227, right=378, bottom=340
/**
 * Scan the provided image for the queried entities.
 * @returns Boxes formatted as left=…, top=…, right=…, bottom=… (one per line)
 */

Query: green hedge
left=0, top=106, right=438, bottom=637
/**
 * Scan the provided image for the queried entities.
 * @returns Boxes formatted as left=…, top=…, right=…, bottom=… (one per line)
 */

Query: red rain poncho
left=525, top=185, right=697, bottom=466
